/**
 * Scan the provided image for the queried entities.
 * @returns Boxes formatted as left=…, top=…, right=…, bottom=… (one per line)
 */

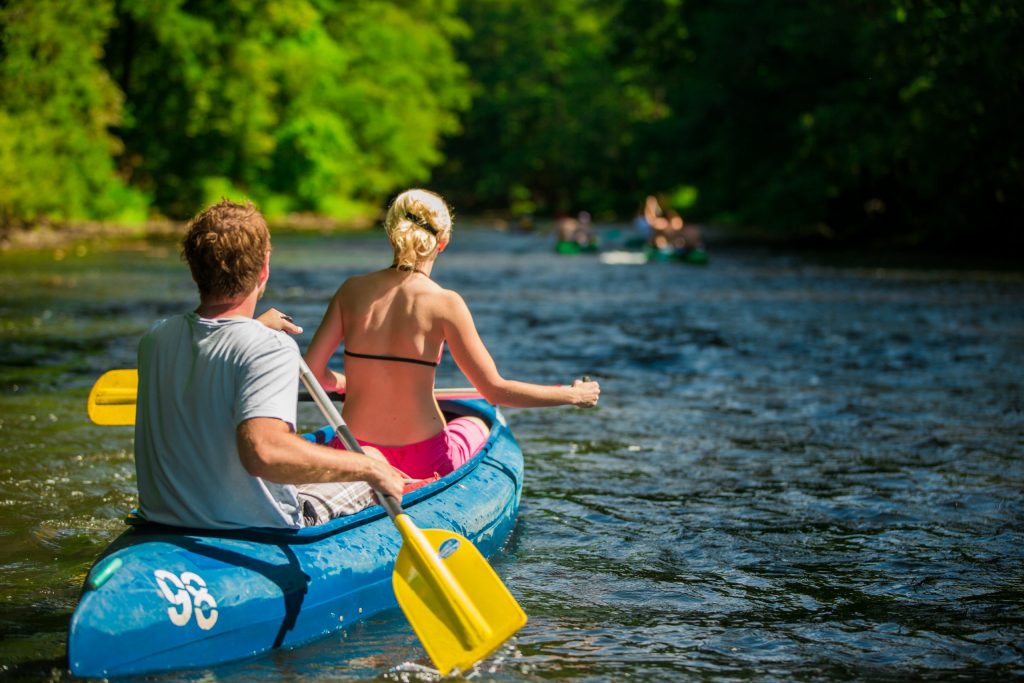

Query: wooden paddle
left=295, top=357, right=527, bottom=675
left=86, top=369, right=483, bottom=426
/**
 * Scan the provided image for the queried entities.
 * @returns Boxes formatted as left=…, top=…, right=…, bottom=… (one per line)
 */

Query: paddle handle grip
left=296, top=355, right=404, bottom=519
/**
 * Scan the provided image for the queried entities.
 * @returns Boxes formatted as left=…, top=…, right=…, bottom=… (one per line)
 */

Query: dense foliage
left=1, top=0, right=1020, bottom=247
left=102, top=0, right=468, bottom=220
left=440, top=0, right=1023, bottom=245
left=0, top=1, right=140, bottom=227
left=1, top=0, right=468, bottom=224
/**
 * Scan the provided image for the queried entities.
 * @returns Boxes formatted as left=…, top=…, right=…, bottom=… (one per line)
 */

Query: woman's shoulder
left=425, top=285, right=469, bottom=321
left=417, top=278, right=460, bottom=300
left=336, top=271, right=379, bottom=296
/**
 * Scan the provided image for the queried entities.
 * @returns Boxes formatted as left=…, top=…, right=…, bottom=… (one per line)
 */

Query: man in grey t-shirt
left=134, top=200, right=404, bottom=530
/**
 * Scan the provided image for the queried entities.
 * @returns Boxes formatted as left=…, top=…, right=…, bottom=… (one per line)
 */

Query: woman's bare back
left=336, top=269, right=449, bottom=444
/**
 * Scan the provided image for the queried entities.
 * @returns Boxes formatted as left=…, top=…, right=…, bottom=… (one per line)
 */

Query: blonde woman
left=305, top=189, right=601, bottom=479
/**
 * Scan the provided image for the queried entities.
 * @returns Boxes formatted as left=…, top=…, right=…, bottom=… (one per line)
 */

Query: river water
left=1, top=227, right=1022, bottom=681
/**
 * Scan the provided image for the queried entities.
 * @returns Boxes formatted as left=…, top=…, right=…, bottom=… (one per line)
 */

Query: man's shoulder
left=238, top=318, right=298, bottom=344
left=141, top=313, right=187, bottom=341
left=142, top=313, right=299, bottom=358
left=223, top=318, right=300, bottom=357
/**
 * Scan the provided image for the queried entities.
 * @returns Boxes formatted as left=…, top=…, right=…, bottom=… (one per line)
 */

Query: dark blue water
left=1, top=227, right=1022, bottom=680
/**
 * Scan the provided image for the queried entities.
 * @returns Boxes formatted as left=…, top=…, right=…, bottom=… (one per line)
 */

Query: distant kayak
left=555, top=239, right=600, bottom=254
left=67, top=399, right=524, bottom=678
left=645, top=245, right=710, bottom=265
left=555, top=231, right=709, bottom=264
left=593, top=246, right=711, bottom=265
left=598, top=250, right=648, bottom=265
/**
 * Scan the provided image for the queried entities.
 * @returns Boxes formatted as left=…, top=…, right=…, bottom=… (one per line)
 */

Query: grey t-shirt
left=134, top=313, right=303, bottom=529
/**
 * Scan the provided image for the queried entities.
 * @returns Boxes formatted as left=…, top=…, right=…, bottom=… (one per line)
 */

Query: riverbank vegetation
left=1, top=0, right=1020, bottom=250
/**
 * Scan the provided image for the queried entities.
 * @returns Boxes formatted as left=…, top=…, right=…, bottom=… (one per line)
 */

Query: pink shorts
left=332, top=417, right=490, bottom=480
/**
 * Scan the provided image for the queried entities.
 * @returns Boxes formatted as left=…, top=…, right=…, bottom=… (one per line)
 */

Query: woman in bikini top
left=304, top=188, right=600, bottom=476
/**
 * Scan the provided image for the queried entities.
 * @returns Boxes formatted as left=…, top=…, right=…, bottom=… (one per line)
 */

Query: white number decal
left=154, top=569, right=219, bottom=630
left=154, top=569, right=191, bottom=626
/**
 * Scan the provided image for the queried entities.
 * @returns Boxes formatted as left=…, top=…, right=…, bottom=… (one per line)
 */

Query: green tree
left=435, top=0, right=656, bottom=216
left=0, top=0, right=144, bottom=229
left=613, top=0, right=1024, bottom=245
left=106, top=0, right=470, bottom=220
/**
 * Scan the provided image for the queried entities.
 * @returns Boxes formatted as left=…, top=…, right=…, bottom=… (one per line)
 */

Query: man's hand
left=366, top=457, right=406, bottom=502
left=257, top=308, right=303, bottom=335
left=238, top=419, right=403, bottom=506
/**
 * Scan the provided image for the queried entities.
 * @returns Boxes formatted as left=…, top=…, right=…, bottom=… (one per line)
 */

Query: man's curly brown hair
left=181, top=200, right=270, bottom=300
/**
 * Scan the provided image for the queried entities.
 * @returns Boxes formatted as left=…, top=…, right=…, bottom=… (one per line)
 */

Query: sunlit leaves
left=0, top=0, right=470, bottom=225
left=0, top=0, right=145, bottom=225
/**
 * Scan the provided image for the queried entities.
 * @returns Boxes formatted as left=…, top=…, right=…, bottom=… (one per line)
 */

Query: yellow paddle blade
left=392, top=516, right=527, bottom=676
left=87, top=369, right=138, bottom=426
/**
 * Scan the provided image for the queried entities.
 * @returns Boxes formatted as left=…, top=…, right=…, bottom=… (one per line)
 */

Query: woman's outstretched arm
left=442, top=289, right=600, bottom=408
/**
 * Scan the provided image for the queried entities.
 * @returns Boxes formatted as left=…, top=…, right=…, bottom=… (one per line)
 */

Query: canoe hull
left=67, top=400, right=523, bottom=677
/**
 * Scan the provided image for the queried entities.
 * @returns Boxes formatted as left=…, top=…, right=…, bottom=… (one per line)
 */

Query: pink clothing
left=330, top=417, right=489, bottom=479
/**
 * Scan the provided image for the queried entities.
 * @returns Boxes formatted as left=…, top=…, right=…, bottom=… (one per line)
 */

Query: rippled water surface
left=1, top=228, right=1022, bottom=681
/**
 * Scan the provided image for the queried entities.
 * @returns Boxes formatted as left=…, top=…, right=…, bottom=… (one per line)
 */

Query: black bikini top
left=343, top=349, right=440, bottom=368
left=342, top=264, right=441, bottom=367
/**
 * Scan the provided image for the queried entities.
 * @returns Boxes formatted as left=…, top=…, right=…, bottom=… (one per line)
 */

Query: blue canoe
left=67, top=399, right=524, bottom=677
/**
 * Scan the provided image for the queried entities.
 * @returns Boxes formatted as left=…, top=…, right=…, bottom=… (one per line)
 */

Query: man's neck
left=195, top=292, right=257, bottom=320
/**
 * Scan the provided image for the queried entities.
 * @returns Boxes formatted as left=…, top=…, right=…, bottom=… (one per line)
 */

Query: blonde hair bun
left=385, top=189, right=452, bottom=270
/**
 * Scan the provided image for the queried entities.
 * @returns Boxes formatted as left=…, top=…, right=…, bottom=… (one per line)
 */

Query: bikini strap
left=344, top=349, right=439, bottom=368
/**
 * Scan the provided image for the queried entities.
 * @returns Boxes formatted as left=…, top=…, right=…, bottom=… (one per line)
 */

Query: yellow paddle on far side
left=87, top=369, right=138, bottom=426
left=86, top=369, right=484, bottom=427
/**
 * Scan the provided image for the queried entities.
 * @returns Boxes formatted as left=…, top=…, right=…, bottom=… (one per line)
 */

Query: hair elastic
left=404, top=211, right=437, bottom=235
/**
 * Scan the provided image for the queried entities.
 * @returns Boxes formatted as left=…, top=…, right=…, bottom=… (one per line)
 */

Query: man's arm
left=236, top=417, right=405, bottom=500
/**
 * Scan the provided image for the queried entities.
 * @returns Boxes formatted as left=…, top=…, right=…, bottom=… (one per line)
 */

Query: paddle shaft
left=296, top=355, right=494, bottom=647
left=295, top=358, right=402, bottom=518
left=300, top=387, right=483, bottom=403
left=87, top=368, right=480, bottom=413
left=95, top=388, right=478, bottom=408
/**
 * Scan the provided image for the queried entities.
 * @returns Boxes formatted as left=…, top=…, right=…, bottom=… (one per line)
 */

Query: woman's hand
left=571, top=378, right=601, bottom=407
left=257, top=308, right=303, bottom=335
